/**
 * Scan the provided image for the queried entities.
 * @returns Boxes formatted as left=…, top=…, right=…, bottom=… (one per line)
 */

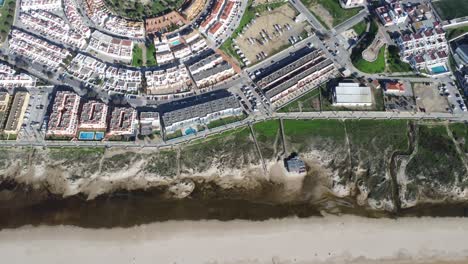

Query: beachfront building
left=4, top=91, right=30, bottom=134
left=285, top=156, right=306, bottom=174
left=0, top=92, right=11, bottom=130
left=77, top=100, right=108, bottom=140
left=333, top=82, right=372, bottom=107
left=107, top=107, right=137, bottom=137
left=159, top=90, right=242, bottom=137
left=139, top=112, right=161, bottom=136
left=46, top=91, right=81, bottom=138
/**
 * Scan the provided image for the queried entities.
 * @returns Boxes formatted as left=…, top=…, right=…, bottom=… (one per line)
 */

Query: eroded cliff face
left=1, top=120, right=468, bottom=214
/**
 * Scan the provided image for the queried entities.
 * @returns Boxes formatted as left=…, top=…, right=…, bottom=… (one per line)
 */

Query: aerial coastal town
left=0, top=0, right=467, bottom=154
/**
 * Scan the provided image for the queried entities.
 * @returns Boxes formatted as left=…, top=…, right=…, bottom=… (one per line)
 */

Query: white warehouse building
left=333, top=82, right=372, bottom=107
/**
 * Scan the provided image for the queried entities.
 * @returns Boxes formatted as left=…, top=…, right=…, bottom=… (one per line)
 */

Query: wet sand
left=1, top=216, right=468, bottom=264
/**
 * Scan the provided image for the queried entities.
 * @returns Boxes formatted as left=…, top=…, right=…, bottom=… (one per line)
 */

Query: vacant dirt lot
left=413, top=83, right=449, bottom=113
left=235, top=4, right=309, bottom=64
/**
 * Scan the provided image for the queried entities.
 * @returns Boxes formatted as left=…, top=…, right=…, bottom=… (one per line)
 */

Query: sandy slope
left=1, top=216, right=468, bottom=264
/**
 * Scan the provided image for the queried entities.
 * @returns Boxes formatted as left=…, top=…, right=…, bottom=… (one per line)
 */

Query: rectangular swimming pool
left=431, top=65, right=447, bottom=74
left=0, top=0, right=4, bottom=6
left=79, top=131, right=95, bottom=140
left=95, top=132, right=104, bottom=140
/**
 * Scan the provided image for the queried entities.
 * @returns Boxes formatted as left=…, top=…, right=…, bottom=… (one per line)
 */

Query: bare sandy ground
left=1, top=216, right=468, bottom=264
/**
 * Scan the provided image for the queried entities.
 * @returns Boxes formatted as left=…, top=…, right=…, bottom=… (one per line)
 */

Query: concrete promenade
left=1, top=111, right=466, bottom=149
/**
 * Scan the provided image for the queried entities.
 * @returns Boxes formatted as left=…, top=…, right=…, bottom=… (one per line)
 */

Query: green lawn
left=278, top=87, right=321, bottom=112
left=352, top=20, right=367, bottom=36
left=146, top=42, right=158, bottom=66
left=283, top=119, right=346, bottom=142
left=387, top=45, right=413, bottom=73
left=301, top=0, right=362, bottom=26
left=253, top=120, right=281, bottom=159
left=253, top=120, right=280, bottom=140
left=0, top=0, right=15, bottom=42
left=446, top=25, right=468, bottom=40
left=206, top=114, right=246, bottom=129
left=165, top=129, right=183, bottom=140
left=433, top=0, right=468, bottom=20
left=353, top=45, right=386, bottom=73
left=132, top=45, right=143, bottom=67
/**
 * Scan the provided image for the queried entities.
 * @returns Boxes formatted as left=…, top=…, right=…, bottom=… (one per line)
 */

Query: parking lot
left=413, top=82, right=449, bottom=113
left=17, top=86, right=53, bottom=141
left=234, top=4, right=310, bottom=65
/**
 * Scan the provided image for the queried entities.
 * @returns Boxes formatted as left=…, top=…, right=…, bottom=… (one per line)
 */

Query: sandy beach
left=1, top=216, right=468, bottom=264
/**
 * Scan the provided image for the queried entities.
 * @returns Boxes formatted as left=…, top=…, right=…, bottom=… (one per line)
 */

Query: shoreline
left=1, top=215, right=468, bottom=264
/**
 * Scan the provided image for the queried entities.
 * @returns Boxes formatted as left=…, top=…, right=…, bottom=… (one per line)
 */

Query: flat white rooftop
left=334, top=82, right=372, bottom=105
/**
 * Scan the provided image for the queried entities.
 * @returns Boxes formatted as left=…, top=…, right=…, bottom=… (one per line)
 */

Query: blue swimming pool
left=0, top=0, right=4, bottom=6
left=171, top=40, right=181, bottom=46
left=431, top=65, right=447, bottom=74
left=95, top=132, right=104, bottom=140
left=185, top=127, right=196, bottom=135
left=79, top=131, right=95, bottom=140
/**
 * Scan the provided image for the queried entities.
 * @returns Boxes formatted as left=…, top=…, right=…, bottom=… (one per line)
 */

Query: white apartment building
left=20, top=0, right=62, bottom=11
left=0, top=63, right=36, bottom=89
left=397, top=27, right=448, bottom=72
left=375, top=0, right=408, bottom=26
left=340, top=0, right=365, bottom=9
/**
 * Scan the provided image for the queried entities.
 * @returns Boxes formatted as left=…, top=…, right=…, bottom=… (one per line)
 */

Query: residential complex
left=159, top=90, right=242, bottom=136
left=139, top=112, right=161, bottom=136
left=88, top=31, right=134, bottom=63
left=397, top=27, right=449, bottom=74
left=145, top=11, right=186, bottom=34
left=9, top=30, right=71, bottom=68
left=253, top=47, right=338, bottom=109
left=0, top=92, right=11, bottom=130
left=46, top=91, right=81, bottom=138
left=108, top=107, right=137, bottom=137
left=0, top=63, right=36, bottom=90
left=4, top=91, right=30, bottom=134
left=78, top=100, right=108, bottom=131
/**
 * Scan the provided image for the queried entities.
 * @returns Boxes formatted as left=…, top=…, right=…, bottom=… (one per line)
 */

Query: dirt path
left=141, top=43, right=147, bottom=66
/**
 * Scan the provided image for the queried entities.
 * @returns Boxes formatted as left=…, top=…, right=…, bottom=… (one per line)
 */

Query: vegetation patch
left=449, top=122, right=468, bottom=153
left=146, top=42, right=158, bottom=66
left=353, top=45, right=386, bottom=73
left=104, top=0, right=185, bottom=21
left=206, top=114, right=246, bottom=129
left=144, top=150, right=178, bottom=177
left=253, top=120, right=281, bottom=159
left=433, top=0, right=468, bottom=20
left=132, top=45, right=144, bottom=67
left=446, top=25, right=468, bottom=40
left=406, top=124, right=467, bottom=196
left=0, top=0, right=15, bottom=42
left=352, top=20, right=367, bottom=36
left=180, top=127, right=258, bottom=172
left=278, top=87, right=321, bottom=112
left=346, top=119, right=409, bottom=201
left=283, top=119, right=346, bottom=152
left=387, top=45, right=413, bottom=73
left=301, top=0, right=362, bottom=27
